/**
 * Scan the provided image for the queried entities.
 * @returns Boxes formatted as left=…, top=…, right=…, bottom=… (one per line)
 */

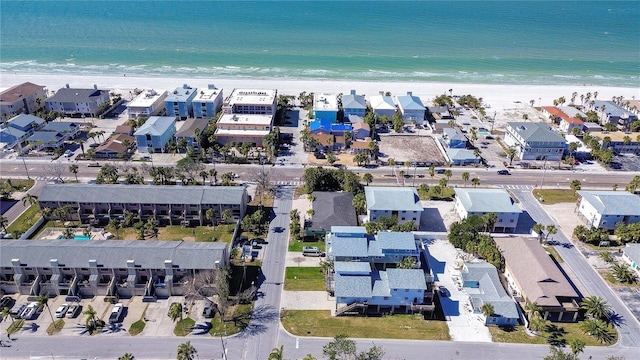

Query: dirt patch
left=378, top=135, right=446, bottom=165
left=183, top=236, right=196, bottom=242
left=307, top=152, right=359, bottom=167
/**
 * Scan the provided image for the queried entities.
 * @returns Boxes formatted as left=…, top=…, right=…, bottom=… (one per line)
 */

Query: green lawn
left=288, top=240, right=326, bottom=252
left=209, top=303, right=254, bottom=336
left=543, top=245, right=564, bottom=263
left=173, top=317, right=196, bottom=336
left=1, top=178, right=35, bottom=192
left=489, top=322, right=615, bottom=346
left=129, top=319, right=146, bottom=336
left=284, top=267, right=326, bottom=291
left=7, top=319, right=25, bottom=335
left=101, top=224, right=236, bottom=242
left=46, top=319, right=65, bottom=335
left=281, top=310, right=450, bottom=340
left=533, top=189, right=579, bottom=205
left=6, top=204, right=41, bottom=235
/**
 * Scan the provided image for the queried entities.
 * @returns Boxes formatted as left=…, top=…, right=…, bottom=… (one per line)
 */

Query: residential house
left=214, top=114, right=273, bottom=146
left=313, top=93, right=339, bottom=122
left=310, top=133, right=336, bottom=153
left=114, top=125, right=134, bottom=136
left=305, top=192, right=358, bottom=238
left=342, top=90, right=367, bottom=121
left=576, top=190, right=640, bottom=230
left=446, top=148, right=481, bottom=166
left=0, top=114, right=45, bottom=148
left=0, top=82, right=46, bottom=121
left=38, top=184, right=248, bottom=227
left=134, top=116, right=177, bottom=153
left=0, top=239, right=228, bottom=298
left=95, top=134, right=135, bottom=159
left=45, top=85, right=111, bottom=118
left=222, top=88, right=277, bottom=115
left=127, top=89, right=168, bottom=119
left=164, top=84, right=198, bottom=120
left=428, top=106, right=453, bottom=120
left=352, top=122, right=370, bottom=140
left=454, top=188, right=522, bottom=232
left=460, top=262, right=520, bottom=326
left=0, top=127, right=27, bottom=149
left=349, top=139, right=371, bottom=154
left=347, top=114, right=363, bottom=124
left=542, top=106, right=584, bottom=134
left=42, top=121, right=80, bottom=139
left=309, top=119, right=332, bottom=134
left=621, top=244, right=640, bottom=276
left=174, top=118, right=208, bottom=152
left=330, top=123, right=352, bottom=137
left=494, top=237, right=580, bottom=322
left=369, top=92, right=396, bottom=120
left=504, top=122, right=566, bottom=161
left=442, top=127, right=468, bottom=148
left=395, top=92, right=425, bottom=123
left=364, top=186, right=423, bottom=224
left=589, top=131, right=640, bottom=155
left=28, top=131, right=66, bottom=150
left=192, top=85, right=223, bottom=119
left=564, top=134, right=591, bottom=160
left=592, top=100, right=638, bottom=130
left=582, top=122, right=602, bottom=133
left=430, top=120, right=451, bottom=133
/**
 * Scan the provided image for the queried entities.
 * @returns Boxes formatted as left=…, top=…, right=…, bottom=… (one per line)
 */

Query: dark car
left=87, top=162, right=101, bottom=167
left=202, top=300, right=218, bottom=318
left=0, top=296, right=15, bottom=310
left=251, top=238, right=267, bottom=244
left=497, top=170, right=510, bottom=175
left=435, top=169, right=446, bottom=174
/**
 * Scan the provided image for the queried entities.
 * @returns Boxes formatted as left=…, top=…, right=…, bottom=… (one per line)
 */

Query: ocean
left=1, top=1, right=638, bottom=86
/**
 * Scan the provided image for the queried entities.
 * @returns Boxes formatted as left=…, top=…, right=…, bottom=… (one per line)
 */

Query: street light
left=539, top=156, right=548, bottom=189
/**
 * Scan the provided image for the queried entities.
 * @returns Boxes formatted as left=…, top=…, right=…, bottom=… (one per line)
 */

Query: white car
left=55, top=303, right=69, bottom=318
left=20, top=302, right=39, bottom=320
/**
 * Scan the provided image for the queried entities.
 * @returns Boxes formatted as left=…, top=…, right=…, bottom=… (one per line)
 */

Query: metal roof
left=38, top=184, right=246, bottom=206
left=507, top=122, right=565, bottom=143
left=342, top=93, right=367, bottom=110
left=623, top=244, right=640, bottom=265
left=454, top=188, right=522, bottom=214
left=365, top=186, right=423, bottom=211
left=46, top=88, right=109, bottom=103
left=386, top=268, right=427, bottom=290
left=0, top=239, right=227, bottom=270
left=334, top=261, right=371, bottom=274
left=134, top=116, right=176, bottom=136
left=369, top=95, right=395, bottom=110
left=376, top=232, right=416, bottom=251
left=334, top=273, right=371, bottom=298
left=462, top=262, right=519, bottom=319
left=577, top=190, right=640, bottom=216
left=8, top=114, right=45, bottom=128
left=396, top=94, right=425, bottom=111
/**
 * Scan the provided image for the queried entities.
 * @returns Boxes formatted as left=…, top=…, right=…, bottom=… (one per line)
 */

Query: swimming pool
left=57, top=235, right=91, bottom=240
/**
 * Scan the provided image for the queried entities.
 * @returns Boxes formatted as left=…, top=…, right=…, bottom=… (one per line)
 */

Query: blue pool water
left=58, top=235, right=91, bottom=241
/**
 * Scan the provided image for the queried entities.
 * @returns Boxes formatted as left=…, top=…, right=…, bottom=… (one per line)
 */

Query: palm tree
left=222, top=209, right=233, bottom=224
left=69, top=164, right=79, bottom=182
left=21, top=193, right=38, bottom=207
left=83, top=304, right=98, bottom=330
left=177, top=341, right=197, bottom=360
left=37, top=293, right=57, bottom=328
left=0, top=215, right=9, bottom=232
left=108, top=219, right=122, bottom=239
left=205, top=208, right=216, bottom=227
left=199, top=170, right=208, bottom=185
left=580, top=319, right=615, bottom=344
left=397, top=257, right=417, bottom=269
left=482, top=212, right=498, bottom=233
left=568, top=338, right=585, bottom=357
left=444, top=169, right=452, bottom=182
left=363, top=173, right=373, bottom=186
left=610, top=263, right=637, bottom=284
left=461, top=171, right=470, bottom=187
left=533, top=223, right=545, bottom=243
left=118, top=353, right=135, bottom=360
left=1, top=306, right=14, bottom=324
left=580, top=296, right=611, bottom=321
left=209, top=169, right=218, bottom=185
left=481, top=303, right=495, bottom=319
left=505, top=147, right=517, bottom=166
left=169, top=301, right=184, bottom=334
left=471, top=177, right=480, bottom=187
left=544, top=224, right=558, bottom=242
left=388, top=158, right=396, bottom=176
left=268, top=345, right=284, bottom=360
left=428, top=166, right=435, bottom=183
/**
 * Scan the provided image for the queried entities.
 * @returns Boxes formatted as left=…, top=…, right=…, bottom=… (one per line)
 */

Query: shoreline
left=1, top=71, right=638, bottom=119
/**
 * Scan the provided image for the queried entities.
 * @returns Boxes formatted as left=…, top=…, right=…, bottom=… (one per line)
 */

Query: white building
left=504, top=122, right=566, bottom=161
left=364, top=186, right=423, bottom=224
left=127, top=89, right=168, bottom=119
left=192, top=85, right=223, bottom=119
left=313, top=93, right=339, bottom=122
left=222, top=88, right=277, bottom=115
left=214, top=113, right=273, bottom=146
left=454, top=188, right=522, bottom=233
left=369, top=92, right=396, bottom=120
left=0, top=82, right=46, bottom=121
left=576, top=190, right=640, bottom=230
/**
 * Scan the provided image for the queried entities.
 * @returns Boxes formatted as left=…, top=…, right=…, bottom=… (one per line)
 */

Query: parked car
left=11, top=303, right=26, bottom=319
left=435, top=169, right=446, bottom=174
left=87, top=162, right=101, bottom=167
left=109, top=303, right=124, bottom=324
left=66, top=304, right=82, bottom=318
left=497, top=170, right=510, bottom=175
left=64, top=149, right=73, bottom=158
left=55, top=303, right=69, bottom=318
left=20, top=302, right=39, bottom=320
left=302, top=246, right=325, bottom=257
left=251, top=238, right=267, bottom=244
left=0, top=296, right=15, bottom=310
left=202, top=300, right=218, bottom=319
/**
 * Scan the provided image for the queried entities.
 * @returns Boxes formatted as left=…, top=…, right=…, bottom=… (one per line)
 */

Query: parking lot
left=0, top=294, right=215, bottom=338
left=610, top=153, right=640, bottom=172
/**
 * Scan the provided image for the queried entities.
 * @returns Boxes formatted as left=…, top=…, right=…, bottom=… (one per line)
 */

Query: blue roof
left=335, top=273, right=371, bottom=298
left=9, top=114, right=44, bottom=129
left=0, top=127, right=26, bottom=142
left=331, top=226, right=367, bottom=237
left=342, top=93, right=367, bottom=110
left=335, top=261, right=371, bottom=275
left=29, top=131, right=63, bottom=144
left=376, top=232, right=416, bottom=251
left=594, top=100, right=636, bottom=119
left=330, top=236, right=369, bottom=258
left=387, top=269, right=427, bottom=290
left=577, top=190, right=640, bottom=216
left=43, top=122, right=78, bottom=132
left=454, top=188, right=522, bottom=214
left=371, top=271, right=390, bottom=297
left=397, top=94, right=425, bottom=111
left=330, top=123, right=352, bottom=132
left=462, top=262, right=519, bottom=319
left=446, top=148, right=479, bottom=161
left=365, top=186, right=423, bottom=212
left=134, top=116, right=176, bottom=136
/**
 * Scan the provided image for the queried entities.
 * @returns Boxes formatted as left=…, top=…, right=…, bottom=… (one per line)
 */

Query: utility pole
left=539, top=156, right=548, bottom=189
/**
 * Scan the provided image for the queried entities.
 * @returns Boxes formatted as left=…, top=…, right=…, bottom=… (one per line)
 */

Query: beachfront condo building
left=342, top=90, right=367, bottom=121
left=134, top=116, right=176, bottom=153
left=174, top=118, right=208, bottom=153
left=369, top=92, right=396, bottom=121
left=313, top=93, right=339, bottom=122
left=0, top=82, right=46, bottom=121
left=127, top=89, right=168, bottom=119
left=592, top=100, right=638, bottom=130
left=504, top=122, right=566, bottom=161
left=164, top=84, right=198, bottom=120
left=45, top=85, right=111, bottom=118
left=395, top=92, right=426, bottom=124
left=192, top=85, right=223, bottom=119
left=222, top=88, right=277, bottom=115
left=214, top=113, right=273, bottom=147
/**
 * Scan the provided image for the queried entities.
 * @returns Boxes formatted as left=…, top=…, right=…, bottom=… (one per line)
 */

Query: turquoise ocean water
left=1, top=1, right=638, bottom=86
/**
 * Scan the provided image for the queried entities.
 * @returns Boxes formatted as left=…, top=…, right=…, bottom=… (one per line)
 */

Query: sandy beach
left=1, top=72, right=638, bottom=119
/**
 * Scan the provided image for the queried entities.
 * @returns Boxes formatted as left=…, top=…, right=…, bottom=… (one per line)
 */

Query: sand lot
left=378, top=134, right=446, bottom=165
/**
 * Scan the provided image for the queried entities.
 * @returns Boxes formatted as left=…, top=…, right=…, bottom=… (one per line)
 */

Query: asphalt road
left=514, top=189, right=640, bottom=348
